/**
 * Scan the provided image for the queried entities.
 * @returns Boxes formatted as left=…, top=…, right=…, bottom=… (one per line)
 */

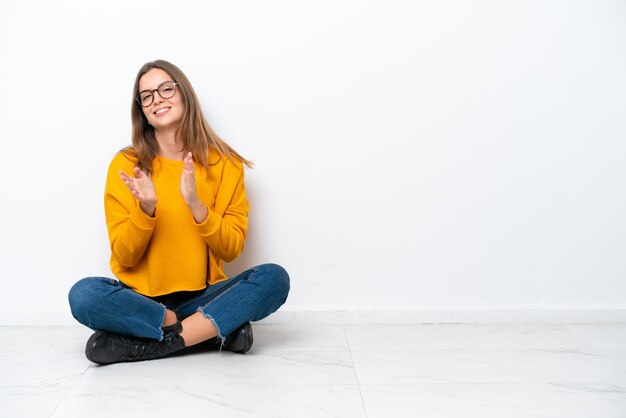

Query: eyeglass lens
left=139, top=82, right=177, bottom=107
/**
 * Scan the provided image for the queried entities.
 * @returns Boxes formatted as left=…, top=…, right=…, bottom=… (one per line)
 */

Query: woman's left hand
left=181, top=152, right=209, bottom=223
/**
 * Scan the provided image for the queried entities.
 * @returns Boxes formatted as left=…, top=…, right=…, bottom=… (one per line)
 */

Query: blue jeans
left=68, top=263, right=289, bottom=341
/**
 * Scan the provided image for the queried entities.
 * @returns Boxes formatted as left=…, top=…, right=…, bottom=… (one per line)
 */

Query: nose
left=151, top=91, right=164, bottom=107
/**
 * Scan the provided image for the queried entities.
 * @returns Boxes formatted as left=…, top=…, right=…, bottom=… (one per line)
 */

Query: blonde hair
left=126, top=59, right=252, bottom=174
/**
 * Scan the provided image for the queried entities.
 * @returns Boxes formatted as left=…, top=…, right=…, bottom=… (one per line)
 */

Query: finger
left=187, top=171, right=194, bottom=190
left=133, top=167, right=144, bottom=178
left=119, top=170, right=131, bottom=181
left=184, top=153, right=193, bottom=171
left=122, top=179, right=136, bottom=193
left=183, top=170, right=192, bottom=190
left=121, top=181, right=137, bottom=197
left=188, top=155, right=196, bottom=178
left=119, top=173, right=132, bottom=187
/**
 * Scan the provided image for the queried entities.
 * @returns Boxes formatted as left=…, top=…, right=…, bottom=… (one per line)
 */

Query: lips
left=154, top=107, right=171, bottom=116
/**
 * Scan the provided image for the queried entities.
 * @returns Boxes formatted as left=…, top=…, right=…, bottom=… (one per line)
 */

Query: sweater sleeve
left=194, top=160, right=249, bottom=262
left=104, top=154, right=157, bottom=268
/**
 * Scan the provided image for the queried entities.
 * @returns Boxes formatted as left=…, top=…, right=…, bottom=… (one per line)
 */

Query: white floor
left=1, top=323, right=626, bottom=418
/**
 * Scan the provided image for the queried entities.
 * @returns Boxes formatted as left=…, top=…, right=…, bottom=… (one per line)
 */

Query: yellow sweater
left=104, top=149, right=249, bottom=297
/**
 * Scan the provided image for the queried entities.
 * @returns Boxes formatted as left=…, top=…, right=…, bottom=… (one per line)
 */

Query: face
left=138, top=68, right=184, bottom=131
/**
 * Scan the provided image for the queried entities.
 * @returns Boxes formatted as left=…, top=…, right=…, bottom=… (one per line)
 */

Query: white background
left=0, top=0, right=624, bottom=321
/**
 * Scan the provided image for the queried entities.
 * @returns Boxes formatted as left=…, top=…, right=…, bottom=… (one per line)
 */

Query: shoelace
left=124, top=335, right=172, bottom=360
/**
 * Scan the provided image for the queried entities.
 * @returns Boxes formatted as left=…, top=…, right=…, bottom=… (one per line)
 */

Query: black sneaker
left=85, top=322, right=186, bottom=364
left=222, top=322, right=253, bottom=353
left=199, top=322, right=254, bottom=353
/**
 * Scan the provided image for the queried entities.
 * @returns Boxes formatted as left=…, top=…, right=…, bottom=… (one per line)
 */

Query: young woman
left=68, top=60, right=289, bottom=365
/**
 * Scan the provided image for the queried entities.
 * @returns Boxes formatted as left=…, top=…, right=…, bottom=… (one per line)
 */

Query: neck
left=155, top=128, right=184, bottom=160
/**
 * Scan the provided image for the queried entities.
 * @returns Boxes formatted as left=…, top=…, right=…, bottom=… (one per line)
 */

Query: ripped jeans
left=68, top=263, right=290, bottom=341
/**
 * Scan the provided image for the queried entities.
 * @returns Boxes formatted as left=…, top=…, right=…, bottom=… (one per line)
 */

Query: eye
left=141, top=93, right=153, bottom=101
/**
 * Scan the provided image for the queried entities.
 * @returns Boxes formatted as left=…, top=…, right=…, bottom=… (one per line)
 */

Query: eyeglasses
left=136, top=81, right=179, bottom=107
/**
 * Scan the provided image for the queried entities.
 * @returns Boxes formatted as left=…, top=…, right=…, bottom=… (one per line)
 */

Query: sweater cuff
left=130, top=205, right=157, bottom=230
left=195, top=209, right=220, bottom=237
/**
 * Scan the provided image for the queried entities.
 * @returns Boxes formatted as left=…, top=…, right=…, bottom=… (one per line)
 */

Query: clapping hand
left=181, top=152, right=209, bottom=223
left=181, top=152, right=198, bottom=207
left=120, top=167, right=157, bottom=216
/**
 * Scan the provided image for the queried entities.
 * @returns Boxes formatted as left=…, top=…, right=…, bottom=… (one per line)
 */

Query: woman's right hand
left=120, top=167, right=158, bottom=216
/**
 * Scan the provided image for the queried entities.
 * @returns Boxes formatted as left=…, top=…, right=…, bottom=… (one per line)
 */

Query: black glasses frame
left=136, top=81, right=179, bottom=107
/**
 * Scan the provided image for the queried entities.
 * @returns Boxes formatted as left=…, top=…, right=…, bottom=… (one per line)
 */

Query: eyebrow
left=138, top=80, right=175, bottom=93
